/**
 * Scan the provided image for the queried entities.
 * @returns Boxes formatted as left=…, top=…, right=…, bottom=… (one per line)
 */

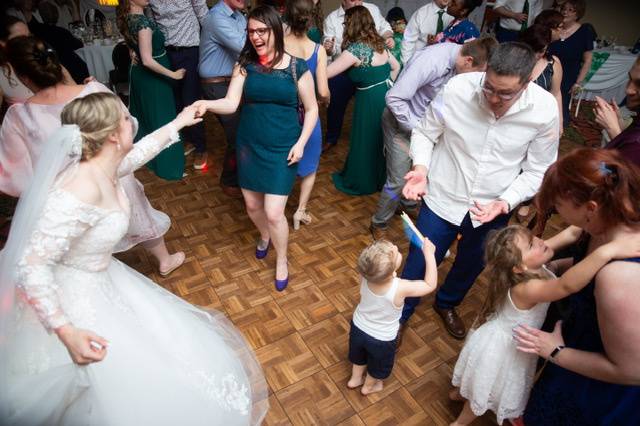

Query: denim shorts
left=348, top=321, right=397, bottom=379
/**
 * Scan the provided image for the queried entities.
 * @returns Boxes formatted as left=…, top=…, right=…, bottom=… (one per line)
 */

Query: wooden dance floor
left=114, top=108, right=579, bottom=425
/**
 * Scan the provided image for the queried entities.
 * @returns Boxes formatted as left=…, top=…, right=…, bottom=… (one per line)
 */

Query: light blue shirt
left=386, top=42, right=461, bottom=132
left=198, top=1, right=246, bottom=79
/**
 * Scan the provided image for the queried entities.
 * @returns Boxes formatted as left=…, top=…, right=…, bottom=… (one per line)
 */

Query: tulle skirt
left=2, top=259, right=268, bottom=426
left=115, top=174, right=170, bottom=253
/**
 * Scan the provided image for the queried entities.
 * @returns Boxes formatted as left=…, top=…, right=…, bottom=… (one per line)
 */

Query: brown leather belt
left=201, top=76, right=232, bottom=84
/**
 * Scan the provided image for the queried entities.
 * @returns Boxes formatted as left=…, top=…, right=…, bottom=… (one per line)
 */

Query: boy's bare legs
left=450, top=401, right=477, bottom=426
left=449, top=387, right=464, bottom=401
left=347, top=364, right=366, bottom=388
left=360, top=373, right=384, bottom=395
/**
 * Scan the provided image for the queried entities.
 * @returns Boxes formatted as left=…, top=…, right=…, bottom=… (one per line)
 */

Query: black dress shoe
left=432, top=304, right=467, bottom=339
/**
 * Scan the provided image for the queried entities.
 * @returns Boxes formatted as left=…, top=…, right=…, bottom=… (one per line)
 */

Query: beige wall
left=582, top=0, right=640, bottom=46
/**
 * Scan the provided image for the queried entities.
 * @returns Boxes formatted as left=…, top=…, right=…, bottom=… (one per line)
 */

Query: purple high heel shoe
left=275, top=260, right=289, bottom=291
left=255, top=239, right=270, bottom=259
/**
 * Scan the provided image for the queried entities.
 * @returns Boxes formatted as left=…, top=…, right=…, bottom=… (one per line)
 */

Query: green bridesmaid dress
left=332, top=42, right=389, bottom=195
left=236, top=56, right=309, bottom=195
left=307, top=26, right=322, bottom=44
left=127, top=14, right=184, bottom=180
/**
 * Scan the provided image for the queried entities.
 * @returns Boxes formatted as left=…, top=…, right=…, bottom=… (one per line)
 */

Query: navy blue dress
left=524, top=237, right=640, bottom=425
left=548, top=24, right=595, bottom=126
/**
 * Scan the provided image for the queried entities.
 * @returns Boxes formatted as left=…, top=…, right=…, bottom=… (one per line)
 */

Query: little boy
left=348, top=238, right=437, bottom=395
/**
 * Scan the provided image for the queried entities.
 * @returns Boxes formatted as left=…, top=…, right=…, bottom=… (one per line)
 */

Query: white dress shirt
left=494, top=0, right=543, bottom=31
left=323, top=2, right=392, bottom=60
left=401, top=2, right=453, bottom=64
left=410, top=72, right=559, bottom=227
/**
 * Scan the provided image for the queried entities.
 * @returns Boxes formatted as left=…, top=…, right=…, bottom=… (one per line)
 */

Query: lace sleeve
left=117, top=123, right=180, bottom=176
left=346, top=42, right=374, bottom=67
left=127, top=14, right=155, bottom=40
left=15, top=193, right=96, bottom=332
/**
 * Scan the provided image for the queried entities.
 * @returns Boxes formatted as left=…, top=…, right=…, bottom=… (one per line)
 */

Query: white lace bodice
left=15, top=131, right=179, bottom=332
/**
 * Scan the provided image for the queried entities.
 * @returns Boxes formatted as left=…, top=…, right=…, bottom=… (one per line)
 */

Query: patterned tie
left=436, top=9, right=445, bottom=34
left=520, top=0, right=529, bottom=32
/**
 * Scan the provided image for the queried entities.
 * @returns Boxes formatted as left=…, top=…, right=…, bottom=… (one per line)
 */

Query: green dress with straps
left=332, top=42, right=389, bottom=195
left=126, top=14, right=184, bottom=180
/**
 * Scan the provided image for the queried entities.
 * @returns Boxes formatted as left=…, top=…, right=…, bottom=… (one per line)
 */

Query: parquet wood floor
left=110, top=105, right=580, bottom=425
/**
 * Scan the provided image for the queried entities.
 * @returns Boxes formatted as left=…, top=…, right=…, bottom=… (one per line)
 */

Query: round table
left=582, top=47, right=639, bottom=103
left=75, top=40, right=117, bottom=84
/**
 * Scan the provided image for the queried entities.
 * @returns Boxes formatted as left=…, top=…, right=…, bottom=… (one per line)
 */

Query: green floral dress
left=332, top=42, right=389, bottom=195
left=126, top=14, right=184, bottom=180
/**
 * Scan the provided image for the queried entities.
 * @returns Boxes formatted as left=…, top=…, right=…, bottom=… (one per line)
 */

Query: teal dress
left=332, top=42, right=389, bottom=195
left=127, top=14, right=184, bottom=180
left=236, top=57, right=309, bottom=195
left=307, top=26, right=322, bottom=44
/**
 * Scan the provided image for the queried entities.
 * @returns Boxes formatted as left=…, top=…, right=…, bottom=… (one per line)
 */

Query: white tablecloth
left=582, top=48, right=639, bottom=103
left=76, top=41, right=116, bottom=84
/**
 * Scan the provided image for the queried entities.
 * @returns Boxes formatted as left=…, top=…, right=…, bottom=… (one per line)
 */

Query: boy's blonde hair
left=60, top=92, right=123, bottom=161
left=357, top=239, right=397, bottom=283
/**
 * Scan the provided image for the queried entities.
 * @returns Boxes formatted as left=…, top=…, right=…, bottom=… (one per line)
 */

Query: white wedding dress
left=2, top=134, right=268, bottom=425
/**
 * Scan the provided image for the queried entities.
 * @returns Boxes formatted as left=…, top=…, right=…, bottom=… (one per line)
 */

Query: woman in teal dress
left=327, top=6, right=400, bottom=195
left=195, top=6, right=318, bottom=291
left=307, top=0, right=323, bottom=43
left=116, top=0, right=185, bottom=180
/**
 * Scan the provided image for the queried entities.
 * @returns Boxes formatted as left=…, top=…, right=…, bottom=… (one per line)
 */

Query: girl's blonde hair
left=357, top=239, right=397, bottom=283
left=475, top=225, right=544, bottom=327
left=60, top=92, right=123, bottom=161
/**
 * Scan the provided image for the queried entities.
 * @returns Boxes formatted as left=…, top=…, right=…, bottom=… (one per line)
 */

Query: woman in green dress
left=327, top=5, right=400, bottom=195
left=116, top=0, right=185, bottom=180
left=307, top=0, right=323, bottom=43
left=194, top=6, right=318, bottom=291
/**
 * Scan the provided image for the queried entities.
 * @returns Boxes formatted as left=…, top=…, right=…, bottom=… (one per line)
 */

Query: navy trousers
left=495, top=25, right=522, bottom=43
left=400, top=202, right=511, bottom=322
left=325, top=72, right=356, bottom=146
left=167, top=46, right=206, bottom=153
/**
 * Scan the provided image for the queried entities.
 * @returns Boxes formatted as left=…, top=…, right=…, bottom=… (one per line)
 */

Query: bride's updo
left=61, top=93, right=122, bottom=161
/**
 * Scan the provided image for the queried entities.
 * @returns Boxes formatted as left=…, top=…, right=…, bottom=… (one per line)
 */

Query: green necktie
left=520, top=0, right=529, bottom=32
left=436, top=9, right=445, bottom=34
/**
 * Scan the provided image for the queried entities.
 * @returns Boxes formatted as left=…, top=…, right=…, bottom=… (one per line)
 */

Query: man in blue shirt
left=199, top=0, right=247, bottom=196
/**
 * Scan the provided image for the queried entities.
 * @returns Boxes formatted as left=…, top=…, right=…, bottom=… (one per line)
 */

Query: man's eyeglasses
left=480, top=75, right=525, bottom=101
left=248, top=27, right=270, bottom=37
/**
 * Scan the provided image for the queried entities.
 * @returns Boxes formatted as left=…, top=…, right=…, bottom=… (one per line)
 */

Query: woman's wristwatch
left=550, top=345, right=566, bottom=362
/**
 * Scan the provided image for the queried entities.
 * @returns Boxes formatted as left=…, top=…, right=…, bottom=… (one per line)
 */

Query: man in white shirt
left=493, top=0, right=543, bottom=43
left=400, top=0, right=454, bottom=64
left=322, top=0, right=394, bottom=150
left=399, top=42, right=559, bottom=340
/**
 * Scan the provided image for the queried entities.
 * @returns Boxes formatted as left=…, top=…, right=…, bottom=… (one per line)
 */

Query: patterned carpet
left=0, top=101, right=593, bottom=425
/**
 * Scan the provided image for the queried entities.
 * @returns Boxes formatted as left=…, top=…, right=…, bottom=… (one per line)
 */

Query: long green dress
left=307, top=26, right=322, bottom=44
left=236, top=57, right=309, bottom=195
left=127, top=14, right=184, bottom=180
left=332, top=42, right=389, bottom=195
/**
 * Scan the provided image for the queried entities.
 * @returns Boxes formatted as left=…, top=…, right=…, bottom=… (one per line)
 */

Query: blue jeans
left=400, top=202, right=511, bottom=322
left=325, top=72, right=355, bottom=146
left=167, top=47, right=206, bottom=153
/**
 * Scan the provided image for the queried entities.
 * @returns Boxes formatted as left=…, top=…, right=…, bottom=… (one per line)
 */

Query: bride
left=0, top=93, right=268, bottom=425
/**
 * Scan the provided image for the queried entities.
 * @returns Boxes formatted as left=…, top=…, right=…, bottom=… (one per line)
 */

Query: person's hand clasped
left=514, top=320, right=565, bottom=360
left=402, top=170, right=428, bottom=200
left=422, top=236, right=436, bottom=256
left=594, top=96, right=622, bottom=136
left=385, top=37, right=395, bottom=49
left=175, top=105, right=203, bottom=128
left=172, top=68, right=187, bottom=80
left=469, top=199, right=509, bottom=223
left=191, top=100, right=210, bottom=119
left=56, top=324, right=109, bottom=365
left=323, top=37, right=335, bottom=54
left=287, top=142, right=304, bottom=165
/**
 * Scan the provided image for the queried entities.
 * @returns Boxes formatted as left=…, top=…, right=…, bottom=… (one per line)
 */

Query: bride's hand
left=173, top=105, right=204, bottom=130
left=56, top=324, right=109, bottom=365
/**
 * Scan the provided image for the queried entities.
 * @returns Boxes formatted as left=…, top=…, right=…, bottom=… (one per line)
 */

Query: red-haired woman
left=514, top=148, right=640, bottom=424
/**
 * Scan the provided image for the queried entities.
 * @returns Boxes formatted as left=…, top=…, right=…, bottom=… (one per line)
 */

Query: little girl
left=348, top=238, right=437, bottom=395
left=449, top=225, right=640, bottom=425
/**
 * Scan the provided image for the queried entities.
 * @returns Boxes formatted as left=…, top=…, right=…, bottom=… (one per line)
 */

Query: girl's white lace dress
left=2, top=135, right=268, bottom=425
left=452, top=290, right=549, bottom=424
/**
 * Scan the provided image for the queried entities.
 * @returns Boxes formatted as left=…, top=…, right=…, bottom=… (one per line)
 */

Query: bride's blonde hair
left=61, top=92, right=122, bottom=161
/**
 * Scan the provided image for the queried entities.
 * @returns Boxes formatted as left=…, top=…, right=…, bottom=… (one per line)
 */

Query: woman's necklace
left=560, top=23, right=580, bottom=41
left=95, top=162, right=118, bottom=186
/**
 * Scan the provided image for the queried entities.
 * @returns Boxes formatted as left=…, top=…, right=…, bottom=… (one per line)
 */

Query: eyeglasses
left=480, top=75, right=525, bottom=101
left=248, top=27, right=270, bottom=38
